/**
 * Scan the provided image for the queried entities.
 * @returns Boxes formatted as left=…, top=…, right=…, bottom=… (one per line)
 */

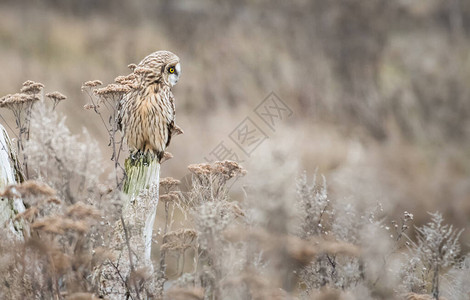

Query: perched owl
left=118, top=50, right=181, bottom=161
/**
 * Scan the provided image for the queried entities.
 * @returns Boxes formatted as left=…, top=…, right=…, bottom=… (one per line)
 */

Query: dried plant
left=0, top=80, right=44, bottom=177
left=188, top=160, right=246, bottom=203
left=45, top=91, right=67, bottom=110
left=400, top=212, right=463, bottom=299
left=296, top=170, right=331, bottom=237
left=0, top=68, right=468, bottom=300
left=81, top=59, right=156, bottom=188
left=0, top=186, right=107, bottom=299
left=82, top=79, right=128, bottom=187
left=152, top=160, right=247, bottom=299
left=443, top=255, right=470, bottom=300
left=24, top=100, right=103, bottom=205
left=0, top=137, right=468, bottom=300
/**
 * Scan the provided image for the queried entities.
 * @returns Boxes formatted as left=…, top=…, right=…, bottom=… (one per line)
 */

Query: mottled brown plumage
left=118, top=51, right=181, bottom=161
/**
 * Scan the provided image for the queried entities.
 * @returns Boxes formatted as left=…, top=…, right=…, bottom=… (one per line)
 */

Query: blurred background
left=1, top=0, right=470, bottom=243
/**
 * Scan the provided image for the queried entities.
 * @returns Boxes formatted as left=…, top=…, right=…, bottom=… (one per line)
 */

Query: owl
left=118, top=50, right=181, bottom=161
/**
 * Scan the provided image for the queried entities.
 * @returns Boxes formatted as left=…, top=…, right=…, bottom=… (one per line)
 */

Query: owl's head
left=138, top=50, right=181, bottom=87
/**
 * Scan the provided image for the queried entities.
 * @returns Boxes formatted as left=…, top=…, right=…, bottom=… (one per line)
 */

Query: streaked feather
left=117, top=51, right=179, bottom=161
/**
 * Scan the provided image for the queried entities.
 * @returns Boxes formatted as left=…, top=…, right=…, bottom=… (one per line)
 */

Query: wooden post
left=0, top=124, right=25, bottom=239
left=95, top=153, right=161, bottom=298
left=0, top=124, right=16, bottom=188
left=122, top=154, right=160, bottom=264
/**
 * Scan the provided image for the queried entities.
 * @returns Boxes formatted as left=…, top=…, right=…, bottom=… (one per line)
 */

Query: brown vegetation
left=0, top=1, right=470, bottom=299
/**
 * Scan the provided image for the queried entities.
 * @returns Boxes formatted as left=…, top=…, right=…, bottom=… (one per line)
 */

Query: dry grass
left=0, top=99, right=467, bottom=298
left=0, top=1, right=469, bottom=299
left=0, top=3, right=468, bottom=236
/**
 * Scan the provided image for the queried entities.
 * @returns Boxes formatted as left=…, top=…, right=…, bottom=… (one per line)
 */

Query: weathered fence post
left=0, top=124, right=25, bottom=239
left=122, top=154, right=160, bottom=264
left=96, top=153, right=161, bottom=298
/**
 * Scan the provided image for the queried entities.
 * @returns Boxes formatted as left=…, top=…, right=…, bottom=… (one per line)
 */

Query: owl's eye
left=169, top=67, right=175, bottom=74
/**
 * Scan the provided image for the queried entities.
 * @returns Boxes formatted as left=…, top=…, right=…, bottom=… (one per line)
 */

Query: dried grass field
left=0, top=1, right=470, bottom=299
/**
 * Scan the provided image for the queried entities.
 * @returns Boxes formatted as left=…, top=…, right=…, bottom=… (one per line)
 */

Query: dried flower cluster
left=160, top=177, right=181, bottom=191
left=0, top=80, right=71, bottom=180
left=81, top=80, right=103, bottom=89
left=93, top=83, right=131, bottom=98
left=0, top=92, right=39, bottom=109
left=45, top=91, right=67, bottom=110
left=20, top=80, right=44, bottom=94
left=0, top=180, right=110, bottom=299
left=81, top=71, right=140, bottom=187
left=114, top=73, right=139, bottom=89
left=188, top=160, right=246, bottom=203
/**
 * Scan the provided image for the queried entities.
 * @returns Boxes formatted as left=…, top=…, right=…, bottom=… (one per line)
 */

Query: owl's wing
left=117, top=89, right=134, bottom=132
left=165, top=92, right=177, bottom=148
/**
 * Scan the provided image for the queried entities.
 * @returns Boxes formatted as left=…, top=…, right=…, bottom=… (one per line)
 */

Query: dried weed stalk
left=82, top=64, right=144, bottom=187
left=0, top=80, right=44, bottom=177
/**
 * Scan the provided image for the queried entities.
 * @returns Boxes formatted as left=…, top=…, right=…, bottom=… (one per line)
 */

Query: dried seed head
left=45, top=91, right=67, bottom=102
left=93, top=83, right=130, bottom=97
left=82, top=80, right=103, bottom=90
left=188, top=161, right=246, bottom=179
left=159, top=191, right=181, bottom=203
left=22, top=80, right=36, bottom=87
left=214, top=160, right=247, bottom=179
left=0, top=93, right=39, bottom=108
left=160, top=177, right=181, bottom=190
left=20, top=80, right=44, bottom=94
left=114, top=73, right=138, bottom=88
left=114, top=75, right=127, bottom=83
left=188, top=163, right=212, bottom=176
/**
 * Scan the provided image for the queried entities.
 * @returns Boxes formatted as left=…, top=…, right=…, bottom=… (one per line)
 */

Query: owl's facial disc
left=168, top=63, right=181, bottom=87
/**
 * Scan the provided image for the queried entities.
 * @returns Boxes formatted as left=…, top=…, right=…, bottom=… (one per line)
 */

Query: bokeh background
left=1, top=0, right=470, bottom=244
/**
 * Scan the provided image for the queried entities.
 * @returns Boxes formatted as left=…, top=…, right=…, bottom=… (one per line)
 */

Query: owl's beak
left=169, top=65, right=181, bottom=86
left=175, top=63, right=181, bottom=77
